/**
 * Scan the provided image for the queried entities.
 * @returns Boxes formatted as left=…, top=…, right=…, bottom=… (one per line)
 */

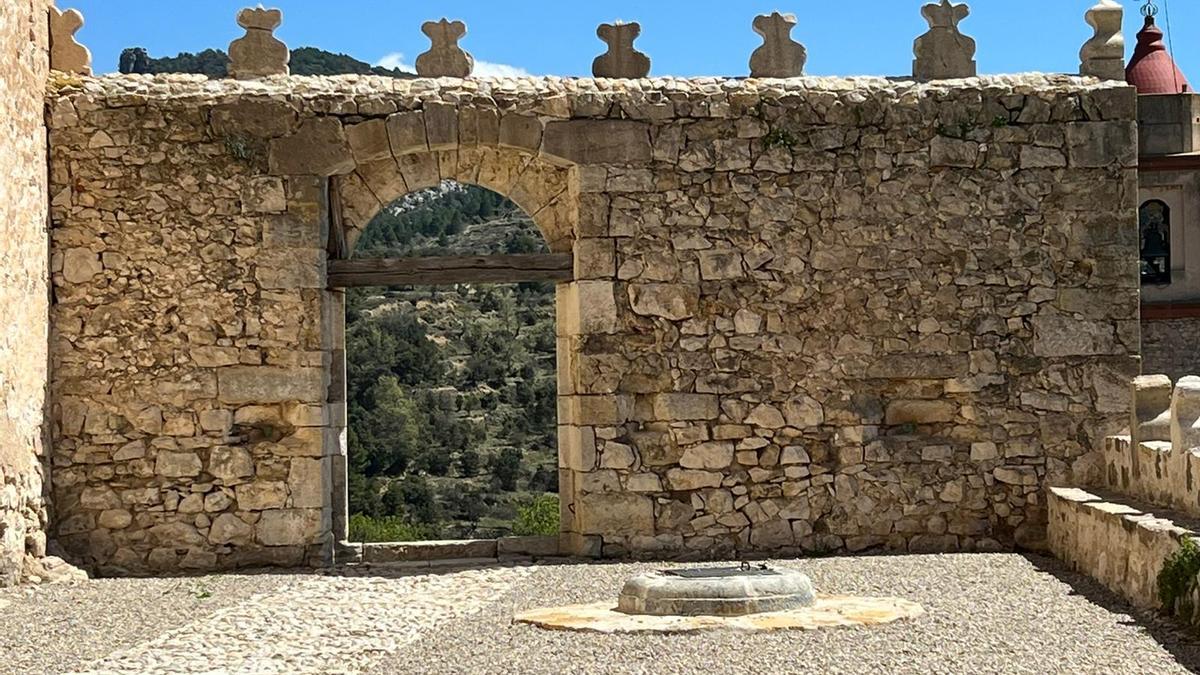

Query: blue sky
left=70, top=1, right=1200, bottom=80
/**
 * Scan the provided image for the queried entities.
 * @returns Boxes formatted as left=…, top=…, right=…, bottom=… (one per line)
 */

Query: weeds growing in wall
left=1158, top=537, right=1200, bottom=617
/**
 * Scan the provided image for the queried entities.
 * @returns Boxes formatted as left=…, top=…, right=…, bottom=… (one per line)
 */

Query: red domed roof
left=1127, top=16, right=1191, bottom=94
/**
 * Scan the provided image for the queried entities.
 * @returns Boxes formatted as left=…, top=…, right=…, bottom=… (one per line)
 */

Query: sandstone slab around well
left=515, top=595, right=924, bottom=633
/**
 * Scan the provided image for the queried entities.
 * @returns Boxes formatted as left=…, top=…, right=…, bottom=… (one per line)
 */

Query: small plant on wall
left=1158, top=537, right=1200, bottom=618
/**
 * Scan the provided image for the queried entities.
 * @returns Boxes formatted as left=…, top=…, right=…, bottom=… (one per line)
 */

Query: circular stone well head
left=616, top=565, right=816, bottom=617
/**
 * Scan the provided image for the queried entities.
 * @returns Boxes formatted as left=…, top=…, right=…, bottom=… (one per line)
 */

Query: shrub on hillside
left=512, top=494, right=559, bottom=537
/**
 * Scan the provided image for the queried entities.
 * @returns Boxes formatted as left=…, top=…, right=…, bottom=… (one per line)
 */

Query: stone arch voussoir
left=338, top=144, right=577, bottom=254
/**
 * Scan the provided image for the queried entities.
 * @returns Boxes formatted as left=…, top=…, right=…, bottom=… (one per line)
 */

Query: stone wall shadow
left=1024, top=553, right=1200, bottom=673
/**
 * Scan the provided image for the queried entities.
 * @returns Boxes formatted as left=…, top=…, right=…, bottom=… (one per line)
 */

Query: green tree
left=491, top=447, right=523, bottom=492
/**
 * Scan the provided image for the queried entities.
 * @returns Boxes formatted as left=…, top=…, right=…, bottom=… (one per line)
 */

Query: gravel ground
left=375, top=554, right=1200, bottom=675
left=2, top=554, right=1197, bottom=674
left=0, top=572, right=291, bottom=675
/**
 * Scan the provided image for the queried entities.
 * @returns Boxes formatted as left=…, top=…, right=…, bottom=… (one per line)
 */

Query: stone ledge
left=1047, top=486, right=1200, bottom=609
left=47, top=73, right=1134, bottom=116
left=356, top=536, right=559, bottom=564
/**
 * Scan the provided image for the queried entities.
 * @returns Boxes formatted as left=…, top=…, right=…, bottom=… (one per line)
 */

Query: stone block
left=885, top=401, right=957, bottom=425
left=574, top=239, right=616, bottom=280
left=424, top=102, right=459, bottom=151
left=346, top=119, right=393, bottom=164
left=993, top=466, right=1038, bottom=486
left=459, top=107, right=500, bottom=147
left=256, top=509, right=322, bottom=546
left=269, top=118, right=355, bottom=176
left=1032, top=316, right=1119, bottom=357
left=236, top=481, right=289, bottom=510
left=1066, top=121, right=1136, bottom=168
left=288, top=457, right=325, bottom=508
left=155, top=452, right=202, bottom=478
left=262, top=215, right=322, bottom=249
left=680, top=442, right=734, bottom=470
left=208, top=447, right=254, bottom=482
left=575, top=281, right=618, bottom=334
left=749, top=518, right=795, bottom=548
left=499, top=114, right=544, bottom=152
left=62, top=248, right=102, bottom=284
left=652, top=393, right=718, bottom=421
left=387, top=111, right=429, bottom=156
left=210, top=514, right=254, bottom=547
left=543, top=120, right=652, bottom=165
left=784, top=397, right=825, bottom=428
left=497, top=536, right=559, bottom=557
left=363, top=539, right=497, bottom=563
left=242, top=177, right=287, bottom=214
left=930, top=136, right=979, bottom=167
left=862, top=355, right=968, bottom=379
left=578, top=493, right=653, bottom=536
left=628, top=284, right=698, bottom=320
left=1019, top=146, right=1067, bottom=169
left=666, top=469, right=723, bottom=491
left=97, top=509, right=133, bottom=530
left=210, top=100, right=298, bottom=139
left=217, top=367, right=325, bottom=405
left=697, top=250, right=744, bottom=280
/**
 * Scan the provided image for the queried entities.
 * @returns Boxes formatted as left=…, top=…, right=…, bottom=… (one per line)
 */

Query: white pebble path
left=69, top=566, right=529, bottom=675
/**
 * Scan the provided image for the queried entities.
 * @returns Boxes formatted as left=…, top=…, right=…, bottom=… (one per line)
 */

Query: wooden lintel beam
left=328, top=254, right=575, bottom=287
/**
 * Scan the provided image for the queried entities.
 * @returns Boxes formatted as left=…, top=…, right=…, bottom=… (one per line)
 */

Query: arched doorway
left=324, top=143, right=581, bottom=552
left=1139, top=199, right=1172, bottom=285
left=337, top=181, right=562, bottom=543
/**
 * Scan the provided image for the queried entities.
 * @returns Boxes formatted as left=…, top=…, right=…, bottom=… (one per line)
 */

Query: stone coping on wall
left=49, top=72, right=1132, bottom=108
left=1047, top=485, right=1198, bottom=610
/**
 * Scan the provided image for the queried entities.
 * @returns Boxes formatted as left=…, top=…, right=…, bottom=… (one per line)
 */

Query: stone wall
left=1142, top=318, right=1200, bottom=380
left=1047, top=486, right=1188, bottom=610
left=1102, top=375, right=1200, bottom=515
left=46, top=73, right=1140, bottom=573
left=0, top=0, right=51, bottom=585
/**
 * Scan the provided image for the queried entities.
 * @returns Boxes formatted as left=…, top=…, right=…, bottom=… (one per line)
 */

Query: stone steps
left=1047, top=486, right=1199, bottom=609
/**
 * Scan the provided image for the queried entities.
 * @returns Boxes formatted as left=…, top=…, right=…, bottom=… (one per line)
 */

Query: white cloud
left=375, top=52, right=416, bottom=73
left=472, top=61, right=532, bottom=78
left=374, top=52, right=530, bottom=78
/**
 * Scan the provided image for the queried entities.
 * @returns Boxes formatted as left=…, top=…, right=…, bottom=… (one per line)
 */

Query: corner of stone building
left=0, top=0, right=81, bottom=586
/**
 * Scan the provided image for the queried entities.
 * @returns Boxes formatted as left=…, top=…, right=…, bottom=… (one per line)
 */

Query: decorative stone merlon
left=415, top=19, right=474, bottom=78
left=593, top=22, right=650, bottom=78
left=749, top=12, right=806, bottom=78
left=913, top=0, right=976, bottom=80
left=1130, top=374, right=1172, bottom=446
left=228, top=6, right=290, bottom=79
left=1081, top=0, right=1125, bottom=80
left=49, top=6, right=92, bottom=75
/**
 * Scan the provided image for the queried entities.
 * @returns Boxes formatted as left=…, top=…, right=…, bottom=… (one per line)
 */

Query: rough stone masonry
left=44, top=71, right=1139, bottom=574
left=0, top=0, right=54, bottom=586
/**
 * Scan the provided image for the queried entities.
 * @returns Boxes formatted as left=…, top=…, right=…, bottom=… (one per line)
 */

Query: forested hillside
left=118, top=46, right=415, bottom=78
left=345, top=184, right=558, bottom=542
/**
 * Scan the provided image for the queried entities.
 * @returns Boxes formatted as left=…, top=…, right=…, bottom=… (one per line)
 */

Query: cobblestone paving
left=3, top=554, right=1199, bottom=674
left=69, top=566, right=528, bottom=675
